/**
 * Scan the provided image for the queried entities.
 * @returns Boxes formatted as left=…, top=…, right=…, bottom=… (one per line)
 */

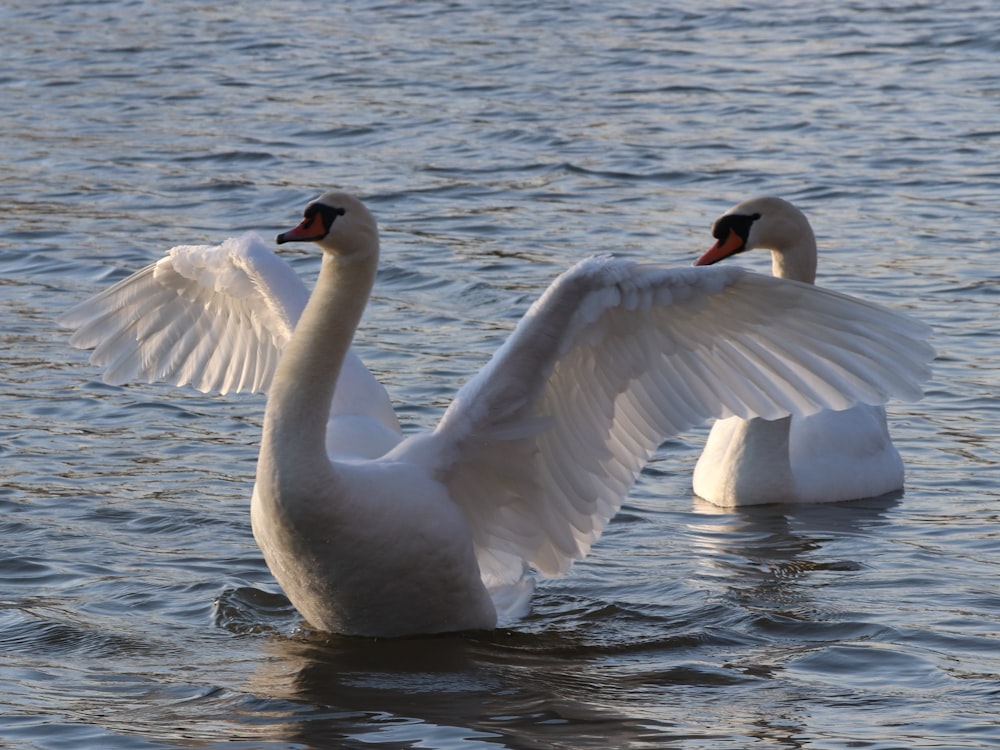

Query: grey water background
left=1, top=0, right=998, bottom=747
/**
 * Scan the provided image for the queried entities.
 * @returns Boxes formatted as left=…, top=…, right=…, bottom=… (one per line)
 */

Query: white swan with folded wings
left=692, top=196, right=918, bottom=506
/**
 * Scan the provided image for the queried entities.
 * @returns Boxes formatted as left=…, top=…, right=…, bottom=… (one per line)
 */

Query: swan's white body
left=692, top=196, right=914, bottom=505
left=58, top=232, right=401, bottom=460
left=61, top=192, right=932, bottom=637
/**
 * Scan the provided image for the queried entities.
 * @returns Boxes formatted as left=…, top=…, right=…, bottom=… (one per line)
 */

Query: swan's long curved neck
left=261, top=250, right=378, bottom=477
left=769, top=225, right=818, bottom=284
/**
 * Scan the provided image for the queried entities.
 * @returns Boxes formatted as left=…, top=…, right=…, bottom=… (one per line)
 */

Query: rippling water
left=2, top=1, right=999, bottom=747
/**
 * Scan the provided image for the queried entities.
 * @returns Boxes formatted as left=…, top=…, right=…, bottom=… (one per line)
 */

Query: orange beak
left=276, top=213, right=326, bottom=245
left=694, top=229, right=745, bottom=266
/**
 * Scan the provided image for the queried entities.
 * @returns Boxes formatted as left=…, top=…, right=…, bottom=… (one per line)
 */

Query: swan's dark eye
left=306, top=204, right=345, bottom=224
left=713, top=212, right=758, bottom=248
left=299, top=204, right=346, bottom=235
left=276, top=203, right=347, bottom=244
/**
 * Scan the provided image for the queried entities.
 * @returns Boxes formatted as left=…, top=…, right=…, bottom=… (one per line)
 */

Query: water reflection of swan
left=684, top=494, right=902, bottom=742
left=688, top=494, right=900, bottom=613
left=245, top=632, right=668, bottom=748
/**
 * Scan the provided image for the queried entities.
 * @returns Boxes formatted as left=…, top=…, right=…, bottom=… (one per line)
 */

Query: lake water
left=2, top=1, right=998, bottom=747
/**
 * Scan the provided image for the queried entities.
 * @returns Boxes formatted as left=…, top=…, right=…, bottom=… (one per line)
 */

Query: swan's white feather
left=59, top=232, right=302, bottom=395
left=58, top=231, right=401, bottom=453
left=399, top=257, right=932, bottom=584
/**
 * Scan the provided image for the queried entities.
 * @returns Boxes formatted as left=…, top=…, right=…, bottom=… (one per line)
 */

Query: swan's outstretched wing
left=406, top=257, right=933, bottom=584
left=59, top=232, right=304, bottom=395
left=58, top=233, right=401, bottom=443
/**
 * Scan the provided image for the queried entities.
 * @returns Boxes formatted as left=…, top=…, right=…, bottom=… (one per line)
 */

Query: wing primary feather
left=59, top=233, right=307, bottom=397
left=421, top=259, right=932, bottom=582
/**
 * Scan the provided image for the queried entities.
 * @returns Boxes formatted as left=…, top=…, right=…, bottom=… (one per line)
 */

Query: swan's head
left=276, top=190, right=378, bottom=259
left=694, top=196, right=816, bottom=283
left=695, top=196, right=812, bottom=264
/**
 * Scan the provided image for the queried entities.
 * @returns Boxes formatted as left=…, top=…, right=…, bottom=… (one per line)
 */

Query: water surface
left=2, top=1, right=998, bottom=748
